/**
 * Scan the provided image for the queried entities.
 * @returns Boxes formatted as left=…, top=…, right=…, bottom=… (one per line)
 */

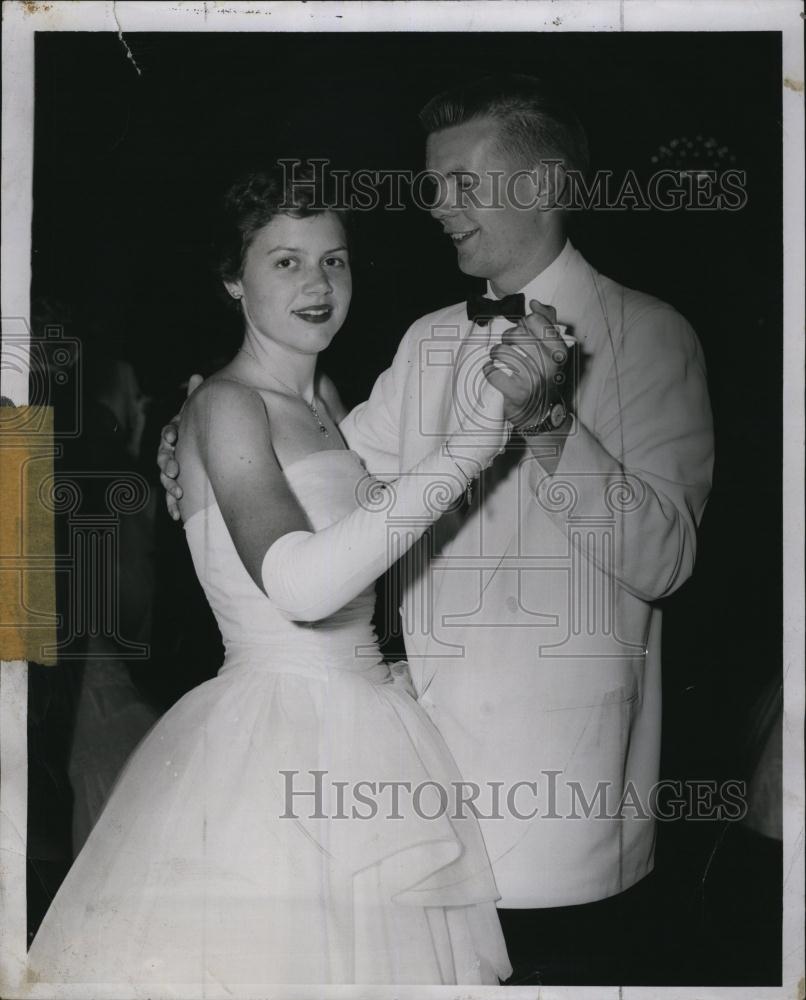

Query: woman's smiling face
left=226, top=211, right=351, bottom=356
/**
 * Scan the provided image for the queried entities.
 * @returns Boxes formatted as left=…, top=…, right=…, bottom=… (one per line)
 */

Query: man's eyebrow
left=445, top=169, right=479, bottom=182
left=426, top=163, right=469, bottom=174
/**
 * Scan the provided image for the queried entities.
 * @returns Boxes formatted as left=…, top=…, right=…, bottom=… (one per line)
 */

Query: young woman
left=26, top=167, right=512, bottom=987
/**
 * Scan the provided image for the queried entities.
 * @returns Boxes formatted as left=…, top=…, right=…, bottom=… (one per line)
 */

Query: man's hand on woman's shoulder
left=157, top=373, right=204, bottom=521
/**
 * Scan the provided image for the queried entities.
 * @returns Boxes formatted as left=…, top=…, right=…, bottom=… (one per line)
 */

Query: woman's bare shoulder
left=180, top=376, right=275, bottom=461
left=184, top=374, right=265, bottom=419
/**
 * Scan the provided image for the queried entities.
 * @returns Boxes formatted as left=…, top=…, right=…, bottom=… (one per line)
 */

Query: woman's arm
left=188, top=378, right=510, bottom=622
left=185, top=380, right=311, bottom=593
left=262, top=377, right=510, bottom=621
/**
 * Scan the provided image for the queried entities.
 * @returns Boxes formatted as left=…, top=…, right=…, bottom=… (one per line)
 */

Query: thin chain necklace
left=238, top=347, right=329, bottom=437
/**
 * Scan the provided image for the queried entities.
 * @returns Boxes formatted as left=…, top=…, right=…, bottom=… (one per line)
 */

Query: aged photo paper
left=1, top=2, right=803, bottom=999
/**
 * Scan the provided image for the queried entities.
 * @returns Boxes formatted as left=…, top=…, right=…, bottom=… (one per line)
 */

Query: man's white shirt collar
left=486, top=238, right=573, bottom=308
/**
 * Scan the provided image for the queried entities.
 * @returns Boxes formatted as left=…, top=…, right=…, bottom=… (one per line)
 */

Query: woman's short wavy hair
left=212, top=164, right=351, bottom=286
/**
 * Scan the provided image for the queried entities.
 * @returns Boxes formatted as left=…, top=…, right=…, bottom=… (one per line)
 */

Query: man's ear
left=535, top=159, right=569, bottom=210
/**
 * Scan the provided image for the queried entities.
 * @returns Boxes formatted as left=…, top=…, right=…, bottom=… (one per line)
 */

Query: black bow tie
left=466, top=292, right=526, bottom=327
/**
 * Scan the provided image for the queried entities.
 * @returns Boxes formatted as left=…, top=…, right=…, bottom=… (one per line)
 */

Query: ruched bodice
left=184, top=449, right=384, bottom=680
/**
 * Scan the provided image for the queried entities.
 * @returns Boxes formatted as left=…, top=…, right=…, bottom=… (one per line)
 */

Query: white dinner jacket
left=340, top=243, right=714, bottom=907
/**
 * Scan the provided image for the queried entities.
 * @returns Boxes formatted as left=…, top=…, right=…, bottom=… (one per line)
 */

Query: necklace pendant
left=308, top=401, right=329, bottom=437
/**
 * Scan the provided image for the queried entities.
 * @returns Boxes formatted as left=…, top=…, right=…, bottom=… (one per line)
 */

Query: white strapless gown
left=27, top=449, right=512, bottom=987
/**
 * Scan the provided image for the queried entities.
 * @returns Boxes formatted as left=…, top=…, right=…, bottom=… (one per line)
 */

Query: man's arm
left=529, top=305, right=714, bottom=603
left=337, top=323, right=417, bottom=476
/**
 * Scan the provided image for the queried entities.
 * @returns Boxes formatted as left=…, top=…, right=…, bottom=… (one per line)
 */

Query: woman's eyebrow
left=266, top=245, right=347, bottom=254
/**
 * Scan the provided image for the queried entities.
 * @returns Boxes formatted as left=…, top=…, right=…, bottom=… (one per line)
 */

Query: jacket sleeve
left=530, top=303, right=714, bottom=603
left=339, top=321, right=421, bottom=478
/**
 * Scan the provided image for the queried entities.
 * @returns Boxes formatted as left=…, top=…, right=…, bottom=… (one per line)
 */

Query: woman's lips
left=292, top=305, right=334, bottom=324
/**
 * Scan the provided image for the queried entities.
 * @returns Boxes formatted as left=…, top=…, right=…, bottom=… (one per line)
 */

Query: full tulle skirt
left=27, top=653, right=511, bottom=986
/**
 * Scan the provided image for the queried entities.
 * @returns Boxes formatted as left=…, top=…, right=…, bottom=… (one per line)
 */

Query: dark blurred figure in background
left=65, top=354, right=160, bottom=855
left=27, top=308, right=162, bottom=936
left=26, top=296, right=80, bottom=940
left=27, top=306, right=225, bottom=939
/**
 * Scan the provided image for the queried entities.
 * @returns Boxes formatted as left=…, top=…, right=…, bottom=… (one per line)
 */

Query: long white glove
left=262, top=380, right=510, bottom=622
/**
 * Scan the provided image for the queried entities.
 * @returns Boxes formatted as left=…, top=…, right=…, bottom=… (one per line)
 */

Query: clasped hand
left=482, top=299, right=571, bottom=429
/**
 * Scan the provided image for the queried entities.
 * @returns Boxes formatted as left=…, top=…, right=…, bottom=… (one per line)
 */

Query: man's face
left=425, top=116, right=543, bottom=295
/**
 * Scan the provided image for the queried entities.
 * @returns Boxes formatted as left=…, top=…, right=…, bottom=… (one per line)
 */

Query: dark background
left=28, top=30, right=782, bottom=984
